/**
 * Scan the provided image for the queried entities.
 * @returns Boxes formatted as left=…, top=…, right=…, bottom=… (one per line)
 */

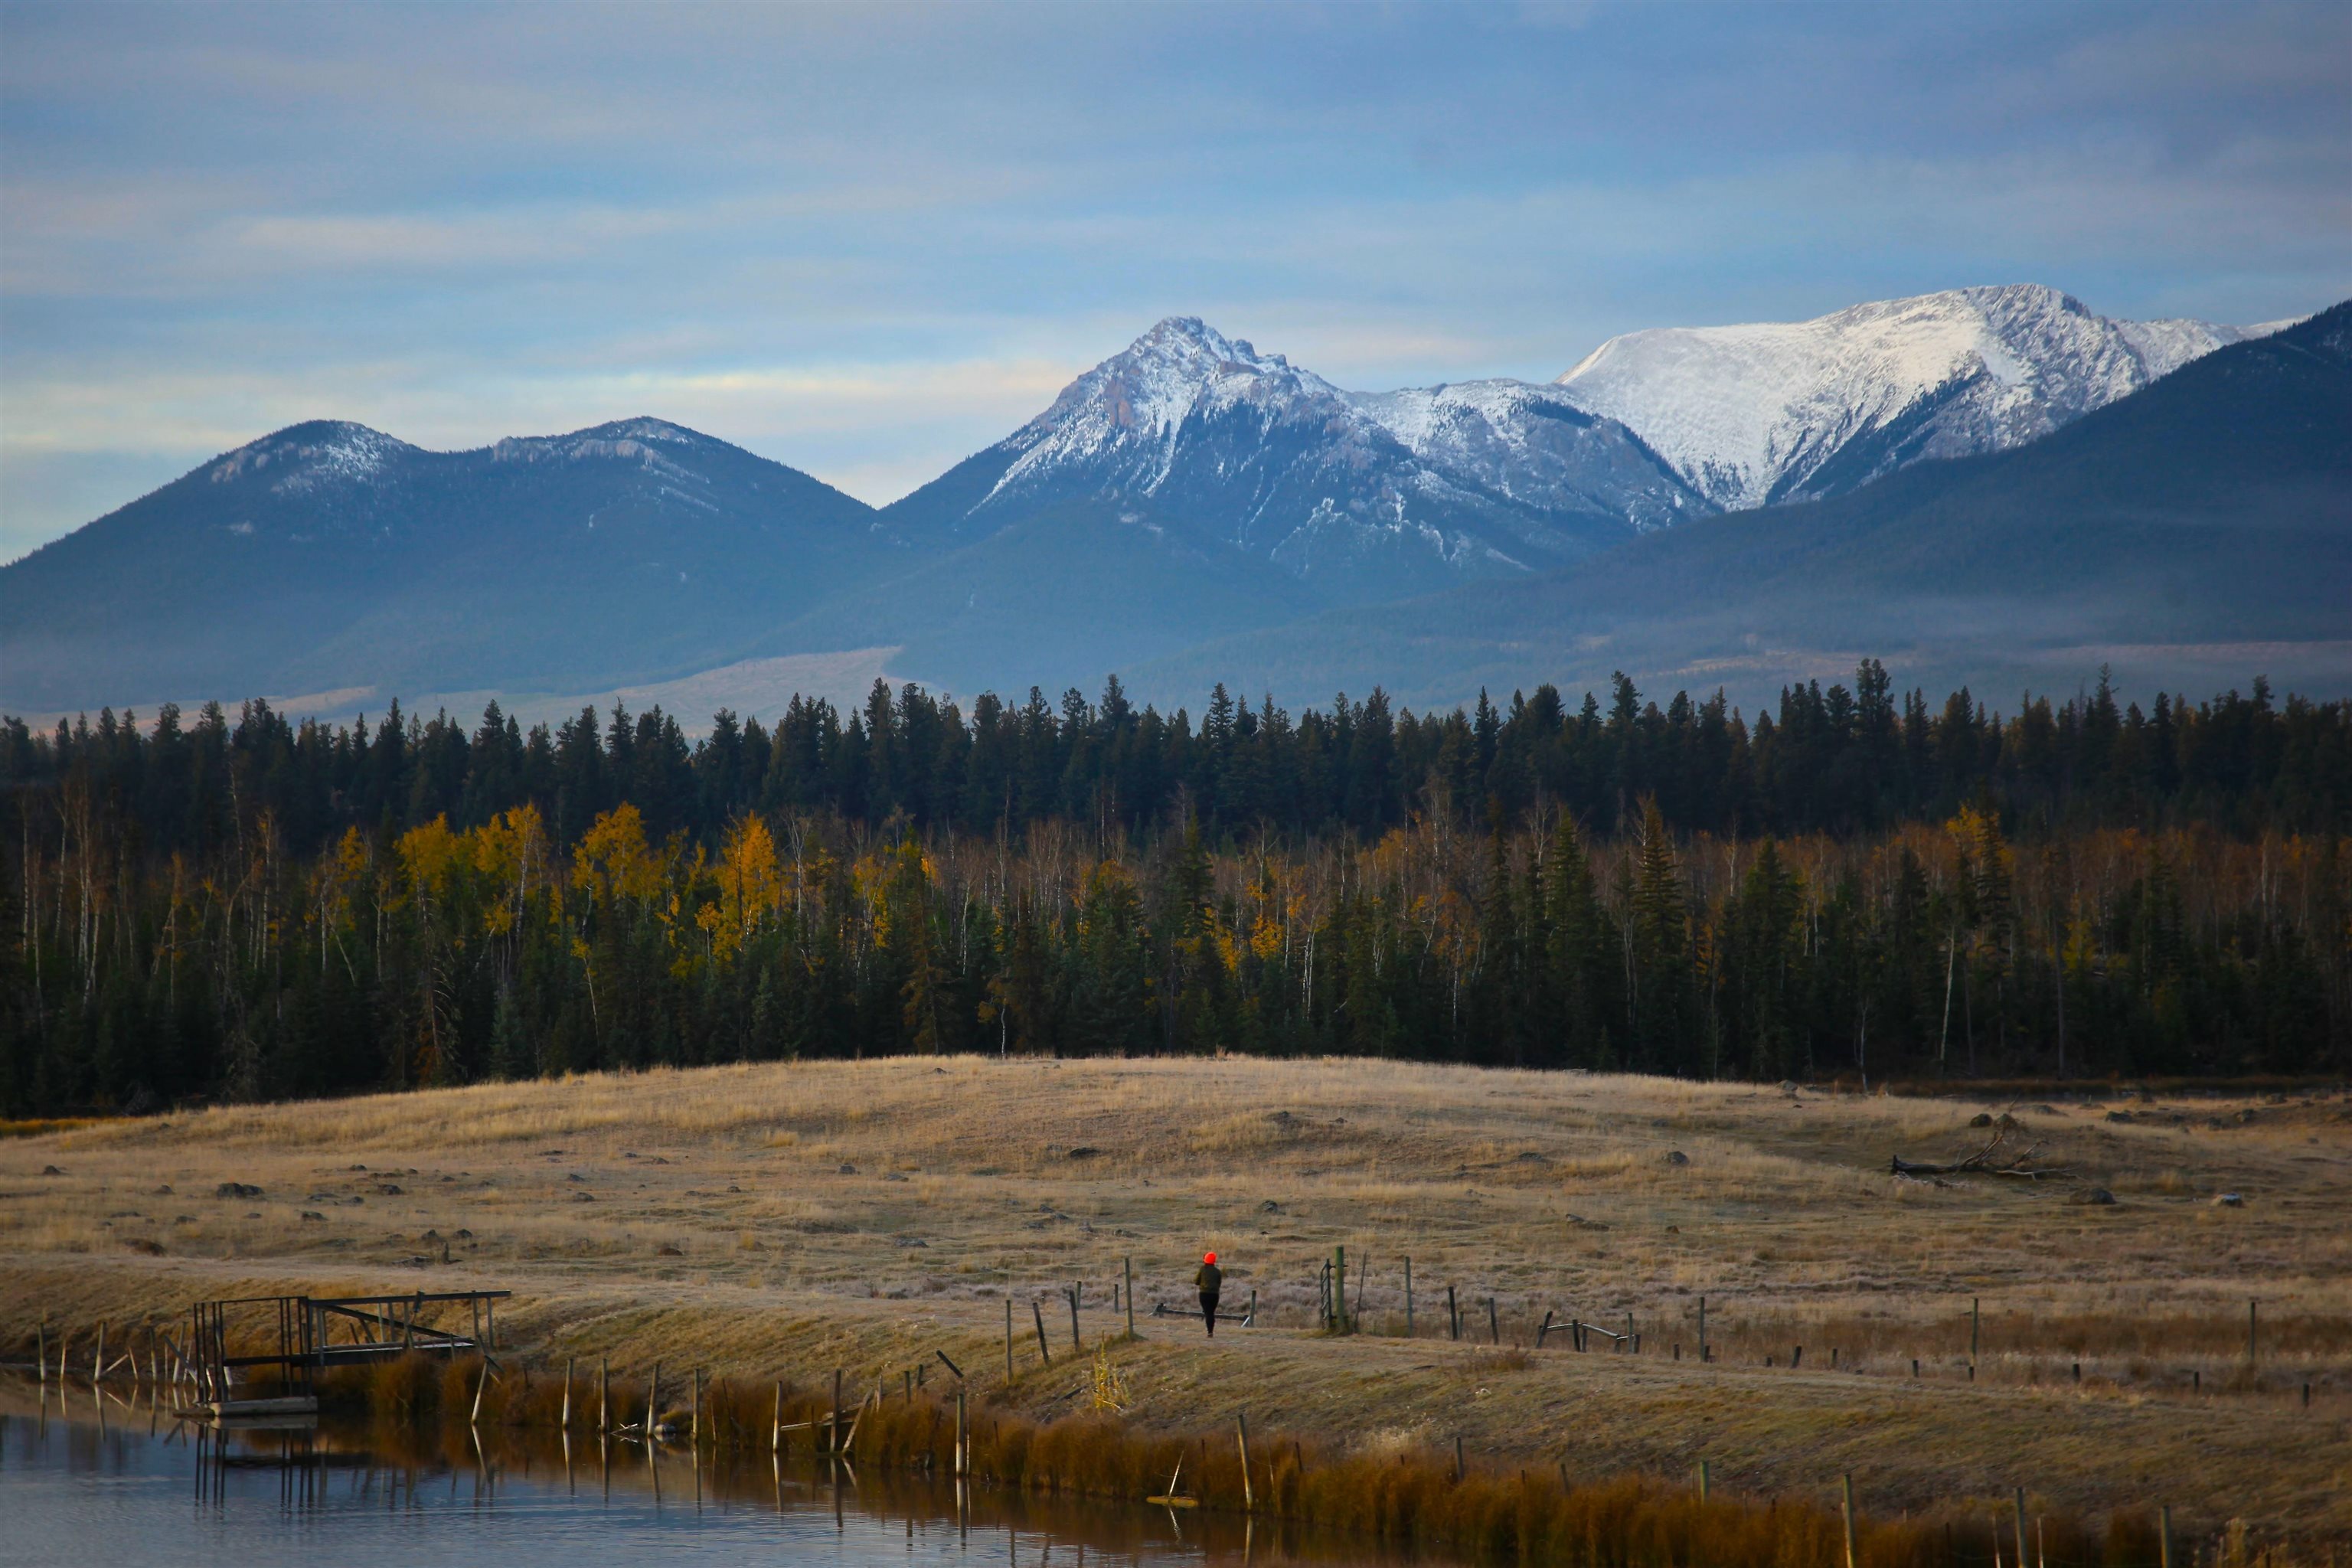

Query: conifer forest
left=5, top=664, right=2347, bottom=1115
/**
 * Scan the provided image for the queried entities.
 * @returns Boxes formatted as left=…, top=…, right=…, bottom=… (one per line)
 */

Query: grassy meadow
left=2, top=1056, right=2346, bottom=1545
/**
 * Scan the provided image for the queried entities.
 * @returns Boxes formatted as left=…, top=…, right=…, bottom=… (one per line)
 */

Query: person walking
left=1195, top=1252, right=1223, bottom=1337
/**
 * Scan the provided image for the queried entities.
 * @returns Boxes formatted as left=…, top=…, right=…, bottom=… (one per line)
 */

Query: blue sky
left=2, top=1, right=2345, bottom=560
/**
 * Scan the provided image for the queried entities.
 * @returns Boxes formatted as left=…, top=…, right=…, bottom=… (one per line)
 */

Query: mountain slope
left=0, top=418, right=891, bottom=710
left=1125, top=301, right=2352, bottom=710
left=1348, top=379, right=1704, bottom=533
left=1553, top=283, right=2282, bottom=510
left=757, top=495, right=1321, bottom=700
left=881, top=317, right=1703, bottom=605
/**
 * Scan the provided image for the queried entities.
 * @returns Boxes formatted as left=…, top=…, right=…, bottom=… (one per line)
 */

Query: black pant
left=1200, top=1292, right=1220, bottom=1336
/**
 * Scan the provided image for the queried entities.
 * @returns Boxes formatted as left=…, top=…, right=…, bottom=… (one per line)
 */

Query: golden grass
left=0, top=1118, right=100, bottom=1140
left=3, top=1056, right=2347, bottom=1546
left=176, top=1354, right=2243, bottom=1568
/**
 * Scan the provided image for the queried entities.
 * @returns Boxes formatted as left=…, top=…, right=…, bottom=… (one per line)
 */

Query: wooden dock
left=175, top=1289, right=513, bottom=1406
left=177, top=1395, right=321, bottom=1421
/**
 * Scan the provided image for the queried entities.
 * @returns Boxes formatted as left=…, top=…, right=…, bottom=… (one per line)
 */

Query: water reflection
left=1, top=1377, right=1440, bottom=1566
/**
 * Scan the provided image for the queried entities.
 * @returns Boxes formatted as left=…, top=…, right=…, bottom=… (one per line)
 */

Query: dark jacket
left=1194, top=1263, right=1223, bottom=1295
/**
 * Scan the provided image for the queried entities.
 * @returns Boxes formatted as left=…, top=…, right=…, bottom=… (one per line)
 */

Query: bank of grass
left=3, top=1056, right=2347, bottom=1544
left=312, top=1351, right=2234, bottom=1568
left=0, top=1118, right=100, bottom=1139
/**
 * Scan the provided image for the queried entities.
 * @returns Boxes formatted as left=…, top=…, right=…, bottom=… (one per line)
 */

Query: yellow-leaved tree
left=394, top=815, right=466, bottom=1086
left=702, top=813, right=785, bottom=962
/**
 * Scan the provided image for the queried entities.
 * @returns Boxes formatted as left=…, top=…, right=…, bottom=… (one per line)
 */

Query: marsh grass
left=305, top=1353, right=2324, bottom=1568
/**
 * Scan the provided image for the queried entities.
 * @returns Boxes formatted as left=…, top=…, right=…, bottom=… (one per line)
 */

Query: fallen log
left=1889, top=1125, right=2069, bottom=1181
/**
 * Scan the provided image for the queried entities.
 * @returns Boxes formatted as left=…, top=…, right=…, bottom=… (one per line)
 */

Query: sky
left=2, top=1, right=2346, bottom=562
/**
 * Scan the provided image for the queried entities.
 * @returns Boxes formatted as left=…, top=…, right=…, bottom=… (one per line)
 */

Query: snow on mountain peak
left=207, top=421, right=414, bottom=492
left=1349, top=379, right=1707, bottom=533
left=490, top=418, right=727, bottom=475
left=985, top=317, right=1354, bottom=506
left=1553, top=284, right=2272, bottom=508
left=577, top=416, right=712, bottom=446
left=1126, top=315, right=1275, bottom=372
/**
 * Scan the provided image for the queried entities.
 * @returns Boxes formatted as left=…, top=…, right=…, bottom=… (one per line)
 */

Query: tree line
left=3, top=666, right=2346, bottom=1113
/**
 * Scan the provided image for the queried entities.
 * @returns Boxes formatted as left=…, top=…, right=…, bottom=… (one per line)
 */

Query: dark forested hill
left=0, top=418, right=892, bottom=710
left=1127, top=302, right=2352, bottom=710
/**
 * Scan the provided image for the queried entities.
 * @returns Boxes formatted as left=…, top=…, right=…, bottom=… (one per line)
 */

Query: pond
left=0, top=1380, right=1442, bottom=1567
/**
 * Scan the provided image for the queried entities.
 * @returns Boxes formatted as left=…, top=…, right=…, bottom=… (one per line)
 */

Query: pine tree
left=1628, top=798, right=1694, bottom=1072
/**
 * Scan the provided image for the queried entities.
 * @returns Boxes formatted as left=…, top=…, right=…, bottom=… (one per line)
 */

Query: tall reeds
left=309, top=1356, right=2317, bottom=1567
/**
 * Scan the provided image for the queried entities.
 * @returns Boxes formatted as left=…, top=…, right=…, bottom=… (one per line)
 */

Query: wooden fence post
left=772, top=1380, right=782, bottom=1452
left=2013, top=1485, right=2027, bottom=1568
left=1068, top=1285, right=1081, bottom=1352
left=1005, top=1300, right=1014, bottom=1381
left=831, top=1367, right=844, bottom=1455
left=1031, top=1298, right=1052, bottom=1367
left=562, top=1356, right=573, bottom=1429
left=1698, top=1295, right=1707, bottom=1362
left=1453, top=1433, right=1465, bottom=1483
left=1335, top=1246, right=1348, bottom=1334
left=1488, top=1297, right=1501, bottom=1344
left=648, top=1363, right=660, bottom=1434
left=1124, top=1257, right=1135, bottom=1338
left=1448, top=1284, right=1459, bottom=1341
left=600, top=1358, right=609, bottom=1432
left=2160, top=1505, right=2174, bottom=1568
left=955, top=1388, right=969, bottom=1476
left=1841, top=1473, right=1857, bottom=1568
left=1405, top=1257, right=1413, bottom=1338
left=1971, top=1295, right=1981, bottom=1372
left=1698, top=1459, right=1710, bottom=1501
left=2249, top=1299, right=2259, bottom=1361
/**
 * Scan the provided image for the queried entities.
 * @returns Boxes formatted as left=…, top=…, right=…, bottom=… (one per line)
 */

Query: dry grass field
left=3, top=1057, right=2347, bottom=1542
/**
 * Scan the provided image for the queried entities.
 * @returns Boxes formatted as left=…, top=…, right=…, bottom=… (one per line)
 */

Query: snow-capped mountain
left=1, top=417, right=885, bottom=711
left=884, top=316, right=1695, bottom=599
left=207, top=420, right=417, bottom=492
left=1552, top=284, right=2285, bottom=509
left=1349, top=379, right=1706, bottom=534
left=491, top=416, right=724, bottom=471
